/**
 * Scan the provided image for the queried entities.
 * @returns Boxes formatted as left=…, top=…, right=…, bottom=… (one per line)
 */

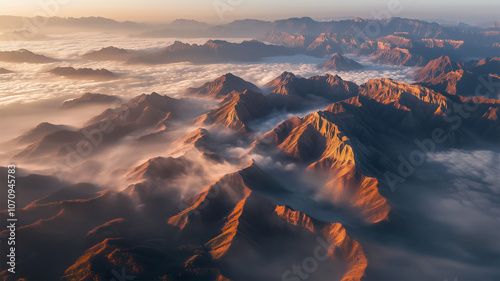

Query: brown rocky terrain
left=3, top=63, right=500, bottom=281
left=415, top=55, right=500, bottom=97
left=186, top=73, right=261, bottom=99
left=265, top=72, right=359, bottom=109
left=319, top=53, right=364, bottom=71
left=195, top=90, right=272, bottom=133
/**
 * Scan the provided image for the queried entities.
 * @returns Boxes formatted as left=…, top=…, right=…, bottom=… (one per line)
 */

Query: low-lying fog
left=0, top=32, right=416, bottom=105
left=0, top=32, right=417, bottom=158
left=0, top=31, right=499, bottom=281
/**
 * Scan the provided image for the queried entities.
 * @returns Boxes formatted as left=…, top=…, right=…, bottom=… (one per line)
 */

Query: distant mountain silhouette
left=60, top=93, right=122, bottom=109
left=14, top=122, right=75, bottom=144
left=319, top=53, right=364, bottom=71
left=127, top=40, right=300, bottom=64
left=49, top=67, right=118, bottom=80
left=0, top=30, right=50, bottom=41
left=0, top=16, right=151, bottom=33
left=0, top=49, right=55, bottom=63
left=81, top=46, right=135, bottom=61
left=0, top=68, right=13, bottom=74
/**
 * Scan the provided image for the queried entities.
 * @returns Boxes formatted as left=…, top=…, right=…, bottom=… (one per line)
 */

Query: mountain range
left=414, top=55, right=500, bottom=96
left=2, top=16, right=499, bottom=66
left=0, top=49, right=56, bottom=63
left=49, top=67, right=118, bottom=80
left=318, top=53, right=364, bottom=71
left=60, top=93, right=122, bottom=109
left=126, top=40, right=300, bottom=64
left=0, top=14, right=499, bottom=281
left=3, top=68, right=499, bottom=280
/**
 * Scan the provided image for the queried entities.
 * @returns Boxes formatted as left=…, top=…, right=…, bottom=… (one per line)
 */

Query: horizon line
left=0, top=14, right=499, bottom=26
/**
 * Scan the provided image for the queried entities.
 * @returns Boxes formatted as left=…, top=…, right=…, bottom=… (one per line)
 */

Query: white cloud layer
left=0, top=32, right=417, bottom=107
left=418, top=149, right=500, bottom=250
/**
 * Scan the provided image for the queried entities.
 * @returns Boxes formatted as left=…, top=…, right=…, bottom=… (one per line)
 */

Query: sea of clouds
left=0, top=32, right=418, bottom=146
left=0, top=32, right=498, bottom=281
left=0, top=32, right=417, bottom=106
left=365, top=149, right=500, bottom=280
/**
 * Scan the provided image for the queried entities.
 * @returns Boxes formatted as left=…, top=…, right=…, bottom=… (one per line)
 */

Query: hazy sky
left=1, top=0, right=499, bottom=24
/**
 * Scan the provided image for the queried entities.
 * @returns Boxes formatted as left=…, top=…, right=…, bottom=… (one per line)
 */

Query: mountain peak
left=264, top=72, right=358, bottom=109
left=264, top=71, right=297, bottom=88
left=81, top=46, right=133, bottom=61
left=360, top=78, right=450, bottom=110
left=99, top=46, right=126, bottom=52
left=164, top=41, right=192, bottom=52
left=49, top=67, right=117, bottom=80
left=15, top=122, right=74, bottom=144
left=195, top=89, right=271, bottom=133
left=0, top=48, right=56, bottom=63
left=186, top=73, right=261, bottom=99
left=216, top=73, right=241, bottom=83
left=257, top=107, right=391, bottom=223
left=0, top=68, right=13, bottom=74
left=221, top=72, right=236, bottom=78
left=414, top=55, right=461, bottom=82
left=437, top=54, right=452, bottom=64
left=279, top=71, right=296, bottom=79
left=129, top=92, right=179, bottom=110
left=319, top=53, right=364, bottom=71
left=204, top=39, right=229, bottom=48
left=60, top=93, right=121, bottom=109
left=180, top=128, right=213, bottom=148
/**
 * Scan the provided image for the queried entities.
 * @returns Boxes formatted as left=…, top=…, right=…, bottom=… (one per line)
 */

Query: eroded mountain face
left=1, top=69, right=499, bottom=281
left=414, top=55, right=500, bottom=97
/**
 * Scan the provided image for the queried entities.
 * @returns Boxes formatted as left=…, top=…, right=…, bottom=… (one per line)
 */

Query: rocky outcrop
left=186, top=73, right=261, bottom=99
left=319, top=53, right=364, bottom=71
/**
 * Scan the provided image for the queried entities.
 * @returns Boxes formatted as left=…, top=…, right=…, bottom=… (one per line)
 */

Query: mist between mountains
left=385, top=74, right=500, bottom=192
left=6, top=0, right=71, bottom=48
left=107, top=233, right=339, bottom=281
left=50, top=95, right=136, bottom=181
left=280, top=236, right=339, bottom=281
left=46, top=0, right=404, bottom=183
left=1, top=0, right=499, bottom=279
left=336, top=0, right=405, bottom=55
